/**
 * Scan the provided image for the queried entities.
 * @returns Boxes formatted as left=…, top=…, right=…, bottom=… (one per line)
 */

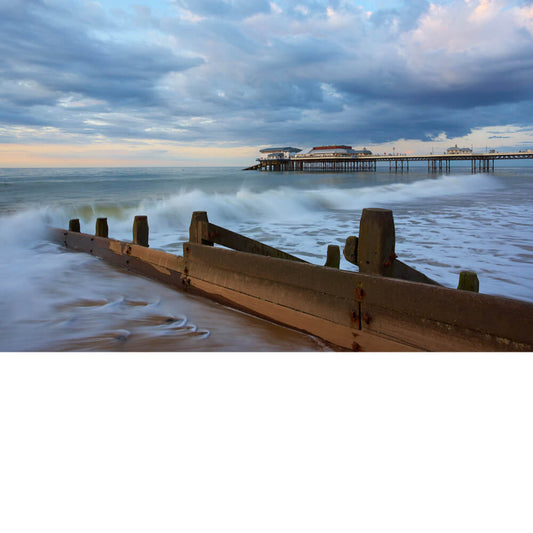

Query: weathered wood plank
left=48, top=227, right=185, bottom=288
left=187, top=276, right=414, bottom=352
left=188, top=210, right=304, bottom=262
left=183, top=242, right=533, bottom=351
left=207, top=222, right=305, bottom=262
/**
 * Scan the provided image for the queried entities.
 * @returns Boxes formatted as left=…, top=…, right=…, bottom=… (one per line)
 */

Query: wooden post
left=325, top=245, right=340, bottom=269
left=343, top=236, right=358, bottom=266
left=95, top=217, right=108, bottom=238
left=189, top=211, right=212, bottom=245
left=357, top=208, right=395, bottom=276
left=133, top=215, right=149, bottom=247
left=69, top=219, right=80, bottom=232
left=458, top=271, right=479, bottom=292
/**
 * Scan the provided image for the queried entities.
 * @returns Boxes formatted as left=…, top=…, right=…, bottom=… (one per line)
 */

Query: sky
left=1, top=0, right=533, bottom=166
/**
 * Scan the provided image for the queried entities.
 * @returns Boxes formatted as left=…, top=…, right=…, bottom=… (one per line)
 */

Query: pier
left=244, top=151, right=533, bottom=173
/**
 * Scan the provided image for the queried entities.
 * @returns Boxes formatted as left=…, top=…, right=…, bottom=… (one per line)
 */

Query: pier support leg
left=357, top=208, right=395, bottom=276
left=95, top=217, right=108, bottom=238
left=133, top=215, right=149, bottom=247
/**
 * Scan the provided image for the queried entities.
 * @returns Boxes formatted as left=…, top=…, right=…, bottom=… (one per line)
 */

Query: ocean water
left=1, top=164, right=532, bottom=351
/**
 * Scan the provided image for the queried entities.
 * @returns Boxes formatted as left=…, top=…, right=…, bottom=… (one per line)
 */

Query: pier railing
left=48, top=209, right=533, bottom=351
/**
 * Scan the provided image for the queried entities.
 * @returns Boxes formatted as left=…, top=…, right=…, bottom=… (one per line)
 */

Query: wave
left=0, top=172, right=502, bottom=244
left=120, top=172, right=504, bottom=231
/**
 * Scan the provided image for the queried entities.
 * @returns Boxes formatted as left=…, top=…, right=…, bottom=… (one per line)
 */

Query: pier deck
left=248, top=151, right=533, bottom=172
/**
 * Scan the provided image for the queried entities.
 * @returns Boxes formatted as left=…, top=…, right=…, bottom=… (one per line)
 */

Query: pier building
left=447, top=144, right=472, bottom=155
left=296, top=145, right=373, bottom=157
left=259, top=147, right=302, bottom=160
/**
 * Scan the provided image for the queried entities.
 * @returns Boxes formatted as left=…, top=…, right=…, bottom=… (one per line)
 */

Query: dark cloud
left=1, top=0, right=533, bottom=151
left=0, top=0, right=202, bottom=125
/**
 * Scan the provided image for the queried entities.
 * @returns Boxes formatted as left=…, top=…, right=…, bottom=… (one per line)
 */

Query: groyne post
left=343, top=236, right=358, bottom=265
left=458, top=271, right=480, bottom=292
left=69, top=219, right=80, bottom=232
left=189, top=211, right=213, bottom=246
left=95, top=217, right=108, bottom=238
left=357, top=208, right=395, bottom=276
left=325, top=245, right=340, bottom=268
left=133, top=215, right=149, bottom=247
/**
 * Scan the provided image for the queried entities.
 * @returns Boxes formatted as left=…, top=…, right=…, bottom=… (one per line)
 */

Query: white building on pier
left=447, top=144, right=472, bottom=155
left=258, top=147, right=302, bottom=160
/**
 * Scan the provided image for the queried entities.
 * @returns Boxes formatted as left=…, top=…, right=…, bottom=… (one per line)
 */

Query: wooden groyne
left=48, top=210, right=533, bottom=351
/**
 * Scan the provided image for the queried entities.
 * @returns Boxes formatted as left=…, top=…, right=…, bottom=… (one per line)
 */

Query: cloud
left=1, top=0, right=533, bottom=161
left=171, top=0, right=271, bottom=19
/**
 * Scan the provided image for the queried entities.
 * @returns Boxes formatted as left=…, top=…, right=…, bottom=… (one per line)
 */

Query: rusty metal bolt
left=384, top=252, right=397, bottom=268
left=355, top=287, right=364, bottom=301
left=363, top=313, right=371, bottom=325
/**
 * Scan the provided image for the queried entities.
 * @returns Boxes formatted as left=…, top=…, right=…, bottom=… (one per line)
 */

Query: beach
left=1, top=164, right=532, bottom=351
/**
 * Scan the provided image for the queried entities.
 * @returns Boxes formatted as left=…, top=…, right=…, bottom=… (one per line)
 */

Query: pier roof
left=259, top=147, right=302, bottom=153
left=311, top=145, right=352, bottom=151
left=306, top=145, right=372, bottom=156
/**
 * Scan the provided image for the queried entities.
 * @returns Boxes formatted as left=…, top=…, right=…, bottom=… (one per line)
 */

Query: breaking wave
left=1, top=173, right=501, bottom=238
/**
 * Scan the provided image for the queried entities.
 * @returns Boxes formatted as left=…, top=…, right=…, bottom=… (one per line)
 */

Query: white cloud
left=270, top=2, right=283, bottom=15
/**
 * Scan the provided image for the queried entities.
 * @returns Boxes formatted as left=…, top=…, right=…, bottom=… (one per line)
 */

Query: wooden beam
left=207, top=222, right=305, bottom=263
left=183, top=242, right=533, bottom=351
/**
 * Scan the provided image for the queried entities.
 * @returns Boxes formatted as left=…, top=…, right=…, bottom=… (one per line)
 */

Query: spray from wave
left=121, top=173, right=504, bottom=232
left=1, top=172, right=501, bottom=241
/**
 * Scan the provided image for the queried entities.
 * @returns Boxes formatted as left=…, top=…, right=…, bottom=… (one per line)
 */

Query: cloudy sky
left=1, top=0, right=533, bottom=166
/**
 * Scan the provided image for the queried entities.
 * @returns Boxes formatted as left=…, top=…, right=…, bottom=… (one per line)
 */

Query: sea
left=3, top=164, right=533, bottom=532
left=1, top=163, right=532, bottom=351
